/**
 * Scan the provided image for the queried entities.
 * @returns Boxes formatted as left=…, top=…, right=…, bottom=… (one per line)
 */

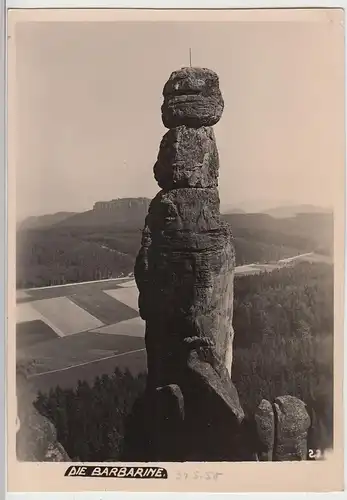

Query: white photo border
left=3, top=1, right=347, bottom=499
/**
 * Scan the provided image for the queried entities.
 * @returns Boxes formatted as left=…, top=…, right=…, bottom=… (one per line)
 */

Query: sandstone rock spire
left=125, top=67, right=312, bottom=462
left=134, top=67, right=245, bottom=460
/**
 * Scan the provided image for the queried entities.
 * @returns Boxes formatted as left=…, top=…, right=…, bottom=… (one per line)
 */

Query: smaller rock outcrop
left=273, top=395, right=311, bottom=461
left=16, top=370, right=70, bottom=462
left=254, top=396, right=311, bottom=461
left=254, top=399, right=275, bottom=461
left=17, top=407, right=70, bottom=462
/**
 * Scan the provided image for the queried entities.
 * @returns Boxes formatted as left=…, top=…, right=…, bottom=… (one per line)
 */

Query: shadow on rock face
left=121, top=381, right=261, bottom=462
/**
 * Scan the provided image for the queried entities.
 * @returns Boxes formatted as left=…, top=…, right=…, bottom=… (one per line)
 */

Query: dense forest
left=35, top=369, right=147, bottom=461
left=16, top=211, right=333, bottom=289
left=16, top=228, right=136, bottom=288
left=231, top=262, right=333, bottom=453
left=33, top=262, right=333, bottom=460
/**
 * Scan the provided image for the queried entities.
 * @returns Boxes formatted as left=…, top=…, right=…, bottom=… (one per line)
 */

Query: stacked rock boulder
left=129, top=67, right=312, bottom=462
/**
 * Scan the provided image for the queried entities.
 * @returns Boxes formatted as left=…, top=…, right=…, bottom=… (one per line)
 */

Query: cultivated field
left=18, top=331, right=145, bottom=374
left=17, top=320, right=59, bottom=350
left=29, top=349, right=147, bottom=395
left=16, top=277, right=145, bottom=394
left=16, top=253, right=331, bottom=395
left=69, top=290, right=138, bottom=324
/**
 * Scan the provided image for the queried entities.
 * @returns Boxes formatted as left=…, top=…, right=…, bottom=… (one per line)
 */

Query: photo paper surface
left=6, top=7, right=345, bottom=492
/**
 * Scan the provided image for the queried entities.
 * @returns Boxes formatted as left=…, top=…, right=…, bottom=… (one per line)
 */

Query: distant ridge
left=19, top=201, right=332, bottom=230
left=19, top=198, right=152, bottom=231
left=18, top=212, right=77, bottom=231
left=221, top=204, right=331, bottom=218
left=262, top=204, right=332, bottom=219
left=220, top=205, right=246, bottom=215
left=55, top=198, right=151, bottom=229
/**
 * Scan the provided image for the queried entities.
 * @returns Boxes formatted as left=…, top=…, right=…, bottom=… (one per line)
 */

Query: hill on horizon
left=54, top=198, right=151, bottom=229
left=19, top=198, right=152, bottom=231
left=262, top=204, right=332, bottom=219
left=18, top=212, right=78, bottom=231
left=220, top=205, right=246, bottom=215
left=19, top=199, right=332, bottom=230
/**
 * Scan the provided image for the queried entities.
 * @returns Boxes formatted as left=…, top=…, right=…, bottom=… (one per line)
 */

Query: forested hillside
left=33, top=262, right=333, bottom=460
left=232, top=262, right=333, bottom=452
left=16, top=210, right=333, bottom=289
left=16, top=227, right=136, bottom=288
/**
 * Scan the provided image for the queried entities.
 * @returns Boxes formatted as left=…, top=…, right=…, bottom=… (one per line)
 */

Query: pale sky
left=13, top=12, right=344, bottom=220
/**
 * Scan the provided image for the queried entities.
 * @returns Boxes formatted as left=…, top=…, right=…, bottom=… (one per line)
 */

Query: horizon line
left=16, top=200, right=334, bottom=223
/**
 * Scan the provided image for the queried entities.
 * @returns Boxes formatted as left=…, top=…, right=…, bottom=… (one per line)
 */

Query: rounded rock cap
left=161, top=67, right=224, bottom=129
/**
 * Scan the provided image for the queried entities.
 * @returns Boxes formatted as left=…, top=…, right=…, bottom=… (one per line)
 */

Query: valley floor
left=16, top=251, right=332, bottom=395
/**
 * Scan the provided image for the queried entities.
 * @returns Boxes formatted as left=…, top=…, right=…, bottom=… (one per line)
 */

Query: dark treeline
left=35, top=369, right=146, bottom=461
left=16, top=212, right=332, bottom=289
left=33, top=262, right=333, bottom=460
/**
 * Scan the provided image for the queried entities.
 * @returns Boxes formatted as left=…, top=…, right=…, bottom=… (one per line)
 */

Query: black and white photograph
left=7, top=6, right=345, bottom=493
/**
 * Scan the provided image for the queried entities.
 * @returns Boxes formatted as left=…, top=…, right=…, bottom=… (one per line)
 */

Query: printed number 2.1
left=308, top=449, right=322, bottom=459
